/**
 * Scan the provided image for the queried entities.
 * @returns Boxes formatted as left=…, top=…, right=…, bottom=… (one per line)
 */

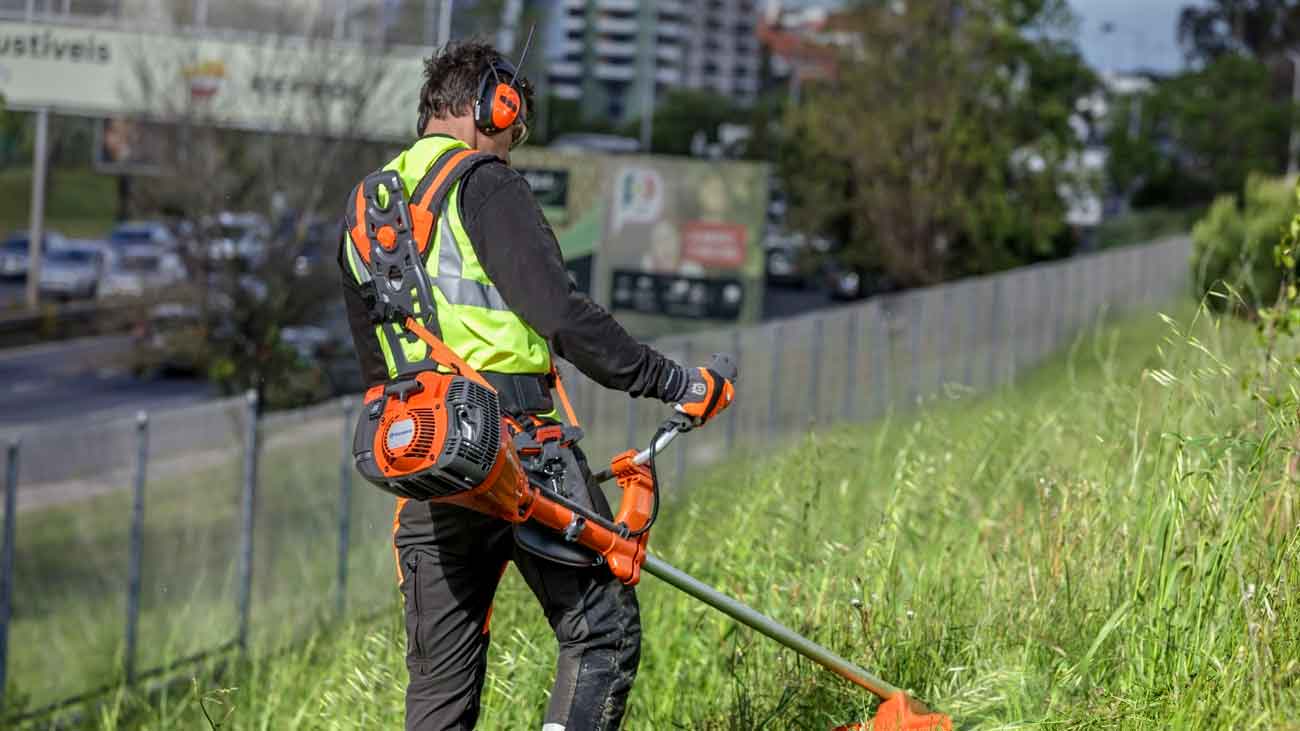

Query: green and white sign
left=0, top=21, right=426, bottom=141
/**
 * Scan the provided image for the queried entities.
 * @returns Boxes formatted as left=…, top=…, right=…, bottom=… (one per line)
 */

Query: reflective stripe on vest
left=433, top=205, right=509, bottom=311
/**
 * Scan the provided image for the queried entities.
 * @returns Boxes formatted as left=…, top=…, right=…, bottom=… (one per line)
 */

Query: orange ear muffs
left=475, top=58, right=526, bottom=135
left=491, top=83, right=521, bottom=130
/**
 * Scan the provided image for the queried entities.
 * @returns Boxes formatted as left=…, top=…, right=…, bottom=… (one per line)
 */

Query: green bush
left=1093, top=206, right=1204, bottom=250
left=1191, top=175, right=1298, bottom=312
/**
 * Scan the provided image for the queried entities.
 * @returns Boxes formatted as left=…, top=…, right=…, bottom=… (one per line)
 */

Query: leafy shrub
left=1093, top=206, right=1204, bottom=250
left=1190, top=175, right=1298, bottom=313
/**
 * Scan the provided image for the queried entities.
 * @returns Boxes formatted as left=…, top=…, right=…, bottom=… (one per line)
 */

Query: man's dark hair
left=416, top=39, right=534, bottom=136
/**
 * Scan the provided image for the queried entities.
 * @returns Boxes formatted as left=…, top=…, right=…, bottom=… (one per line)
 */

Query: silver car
left=38, top=246, right=104, bottom=300
left=99, top=245, right=186, bottom=299
left=0, top=231, right=69, bottom=279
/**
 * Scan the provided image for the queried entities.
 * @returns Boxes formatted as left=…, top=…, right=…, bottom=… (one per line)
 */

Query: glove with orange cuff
left=671, top=366, right=735, bottom=427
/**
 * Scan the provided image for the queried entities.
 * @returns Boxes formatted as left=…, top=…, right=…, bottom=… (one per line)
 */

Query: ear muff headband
left=474, top=59, right=523, bottom=135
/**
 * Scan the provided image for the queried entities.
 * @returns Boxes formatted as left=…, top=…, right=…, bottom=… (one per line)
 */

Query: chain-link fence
left=0, top=236, right=1190, bottom=721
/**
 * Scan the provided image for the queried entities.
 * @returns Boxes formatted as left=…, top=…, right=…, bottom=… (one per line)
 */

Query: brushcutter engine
left=352, top=370, right=531, bottom=522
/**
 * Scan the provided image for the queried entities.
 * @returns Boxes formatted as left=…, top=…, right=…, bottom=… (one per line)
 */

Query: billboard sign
left=597, top=156, right=768, bottom=325
left=0, top=21, right=424, bottom=141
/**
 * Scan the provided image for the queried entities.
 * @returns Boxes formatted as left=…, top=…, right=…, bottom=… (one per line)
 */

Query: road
left=0, top=279, right=837, bottom=432
left=0, top=334, right=213, bottom=429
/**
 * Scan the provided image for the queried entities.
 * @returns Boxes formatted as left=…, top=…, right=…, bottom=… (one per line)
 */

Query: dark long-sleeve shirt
left=339, top=157, right=684, bottom=402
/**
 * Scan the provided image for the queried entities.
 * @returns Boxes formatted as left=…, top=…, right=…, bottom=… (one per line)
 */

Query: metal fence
left=0, top=236, right=1191, bottom=722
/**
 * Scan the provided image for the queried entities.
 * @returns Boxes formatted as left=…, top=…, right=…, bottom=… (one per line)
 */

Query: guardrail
left=0, top=301, right=136, bottom=349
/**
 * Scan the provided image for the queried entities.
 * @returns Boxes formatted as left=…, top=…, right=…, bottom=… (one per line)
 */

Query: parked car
left=199, top=212, right=269, bottom=265
left=130, top=302, right=238, bottom=377
left=38, top=245, right=105, bottom=300
left=289, top=219, right=336, bottom=278
left=763, top=229, right=830, bottom=288
left=108, top=221, right=177, bottom=252
left=822, top=260, right=897, bottom=301
left=99, top=245, right=186, bottom=299
left=0, top=230, right=69, bottom=279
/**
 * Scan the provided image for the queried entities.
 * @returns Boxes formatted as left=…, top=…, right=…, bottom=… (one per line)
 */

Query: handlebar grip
left=707, top=352, right=739, bottom=382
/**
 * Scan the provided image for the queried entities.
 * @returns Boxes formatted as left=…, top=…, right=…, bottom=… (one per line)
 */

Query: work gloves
left=671, top=365, right=735, bottom=427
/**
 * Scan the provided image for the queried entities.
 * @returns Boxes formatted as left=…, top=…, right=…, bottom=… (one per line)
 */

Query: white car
left=0, top=231, right=69, bottom=279
left=109, top=221, right=177, bottom=252
left=38, top=245, right=105, bottom=299
left=99, top=245, right=186, bottom=299
left=201, top=212, right=269, bottom=264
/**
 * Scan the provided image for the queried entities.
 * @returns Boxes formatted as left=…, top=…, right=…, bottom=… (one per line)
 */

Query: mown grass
left=21, top=303, right=1300, bottom=729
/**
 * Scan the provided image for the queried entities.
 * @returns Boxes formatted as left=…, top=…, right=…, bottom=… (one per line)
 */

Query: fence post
left=809, top=318, right=823, bottom=423
left=236, top=390, right=260, bottom=651
left=337, top=399, right=355, bottom=619
left=0, top=440, right=18, bottom=715
left=625, top=395, right=639, bottom=453
left=937, top=285, right=953, bottom=391
left=676, top=339, right=693, bottom=489
left=1052, top=264, right=1067, bottom=353
left=873, top=301, right=891, bottom=415
left=963, top=283, right=980, bottom=387
left=908, top=292, right=924, bottom=406
left=844, top=309, right=860, bottom=421
left=1137, top=244, right=1150, bottom=306
left=987, top=278, right=1003, bottom=387
left=725, top=328, right=741, bottom=451
left=124, top=412, right=148, bottom=684
left=768, top=324, right=783, bottom=441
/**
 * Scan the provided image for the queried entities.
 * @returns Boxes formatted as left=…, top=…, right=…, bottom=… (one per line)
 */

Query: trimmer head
left=834, top=693, right=952, bottom=731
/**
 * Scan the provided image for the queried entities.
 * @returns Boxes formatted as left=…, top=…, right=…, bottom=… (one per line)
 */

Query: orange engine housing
left=353, top=370, right=529, bottom=522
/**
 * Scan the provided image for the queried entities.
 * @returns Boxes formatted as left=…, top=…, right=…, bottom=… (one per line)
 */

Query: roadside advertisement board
left=512, top=149, right=608, bottom=294
left=597, top=157, right=768, bottom=328
left=0, top=21, right=422, bottom=140
left=512, top=151, right=768, bottom=327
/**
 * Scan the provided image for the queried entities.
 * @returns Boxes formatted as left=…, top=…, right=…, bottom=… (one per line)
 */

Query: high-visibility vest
left=341, top=136, right=552, bottom=379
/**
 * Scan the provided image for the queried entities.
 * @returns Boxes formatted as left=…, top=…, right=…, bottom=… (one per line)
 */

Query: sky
left=1070, top=0, right=1198, bottom=74
left=784, top=0, right=1201, bottom=74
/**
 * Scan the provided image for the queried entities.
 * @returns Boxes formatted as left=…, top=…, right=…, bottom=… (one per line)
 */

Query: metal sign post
left=25, top=108, right=48, bottom=312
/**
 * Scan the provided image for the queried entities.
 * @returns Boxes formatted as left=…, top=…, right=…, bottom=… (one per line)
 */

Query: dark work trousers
left=394, top=439, right=642, bottom=731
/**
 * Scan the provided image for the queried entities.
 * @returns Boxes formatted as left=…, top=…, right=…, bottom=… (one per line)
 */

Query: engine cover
left=354, top=371, right=524, bottom=514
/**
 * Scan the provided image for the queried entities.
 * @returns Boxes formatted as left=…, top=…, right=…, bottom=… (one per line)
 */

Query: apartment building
left=546, top=0, right=761, bottom=123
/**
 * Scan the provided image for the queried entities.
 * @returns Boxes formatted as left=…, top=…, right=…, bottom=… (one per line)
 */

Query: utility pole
left=498, top=0, right=521, bottom=54
left=437, top=0, right=453, bottom=49
left=26, top=108, right=48, bottom=312
left=334, top=0, right=350, bottom=41
left=639, top=7, right=656, bottom=153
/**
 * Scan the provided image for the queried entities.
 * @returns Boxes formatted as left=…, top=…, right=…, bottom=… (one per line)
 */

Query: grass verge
left=17, top=303, right=1300, bottom=729
left=0, top=166, right=118, bottom=239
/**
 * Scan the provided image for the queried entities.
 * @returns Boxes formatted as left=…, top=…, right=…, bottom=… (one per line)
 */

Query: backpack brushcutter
left=348, top=170, right=952, bottom=731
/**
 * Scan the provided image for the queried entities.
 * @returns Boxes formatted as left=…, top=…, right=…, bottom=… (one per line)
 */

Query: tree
left=783, top=0, right=1096, bottom=286
left=1106, top=56, right=1293, bottom=208
left=1178, top=0, right=1300, bottom=64
left=123, top=34, right=398, bottom=410
left=616, top=90, right=743, bottom=157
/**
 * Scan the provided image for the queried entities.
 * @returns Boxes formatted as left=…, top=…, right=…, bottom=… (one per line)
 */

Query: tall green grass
left=27, top=305, right=1300, bottom=728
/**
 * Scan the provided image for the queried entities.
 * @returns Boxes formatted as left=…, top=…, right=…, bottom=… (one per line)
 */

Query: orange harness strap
left=551, top=366, right=580, bottom=427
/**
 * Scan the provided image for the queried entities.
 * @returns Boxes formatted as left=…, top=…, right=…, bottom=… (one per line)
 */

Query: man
left=338, top=41, right=733, bottom=730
